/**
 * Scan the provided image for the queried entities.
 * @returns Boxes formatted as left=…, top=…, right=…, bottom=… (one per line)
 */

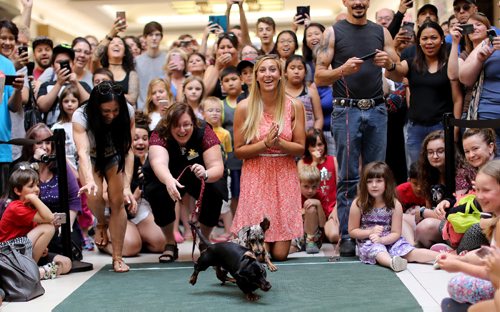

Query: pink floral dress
left=231, top=100, right=303, bottom=242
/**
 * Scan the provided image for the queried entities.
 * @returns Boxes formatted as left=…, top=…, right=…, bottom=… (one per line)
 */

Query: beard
left=351, top=5, right=367, bottom=19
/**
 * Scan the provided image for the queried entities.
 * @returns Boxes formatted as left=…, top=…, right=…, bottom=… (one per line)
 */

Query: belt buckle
left=357, top=99, right=372, bottom=110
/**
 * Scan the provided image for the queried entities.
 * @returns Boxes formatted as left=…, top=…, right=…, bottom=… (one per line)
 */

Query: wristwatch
left=203, top=171, right=209, bottom=181
left=419, top=207, right=426, bottom=220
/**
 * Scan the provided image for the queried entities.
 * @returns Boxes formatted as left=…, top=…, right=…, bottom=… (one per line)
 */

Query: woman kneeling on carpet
left=142, top=103, right=225, bottom=263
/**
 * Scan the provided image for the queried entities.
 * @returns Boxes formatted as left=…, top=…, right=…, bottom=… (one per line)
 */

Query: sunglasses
left=454, top=4, right=471, bottom=12
left=218, top=32, right=237, bottom=40
left=96, top=81, right=123, bottom=96
left=255, top=54, right=279, bottom=61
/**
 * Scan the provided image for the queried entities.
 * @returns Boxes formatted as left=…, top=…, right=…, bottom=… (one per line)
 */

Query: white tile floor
left=0, top=242, right=456, bottom=312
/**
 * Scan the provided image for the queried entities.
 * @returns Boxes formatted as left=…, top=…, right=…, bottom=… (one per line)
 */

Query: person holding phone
left=458, top=14, right=500, bottom=152
left=37, top=44, right=92, bottom=127
left=224, top=0, right=252, bottom=50
left=444, top=0, right=478, bottom=52
left=315, top=0, right=400, bottom=257
left=163, top=48, right=187, bottom=102
left=0, top=19, right=24, bottom=195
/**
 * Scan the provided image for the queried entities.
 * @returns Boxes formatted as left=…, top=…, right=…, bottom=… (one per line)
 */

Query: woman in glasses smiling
left=73, top=81, right=136, bottom=272
left=142, top=103, right=225, bottom=263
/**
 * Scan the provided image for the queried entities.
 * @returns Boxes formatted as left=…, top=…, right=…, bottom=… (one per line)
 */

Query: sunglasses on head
left=96, top=81, right=123, bottom=96
left=454, top=3, right=471, bottom=12
left=218, top=32, right=237, bottom=40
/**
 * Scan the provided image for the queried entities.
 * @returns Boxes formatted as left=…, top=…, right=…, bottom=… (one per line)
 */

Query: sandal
left=94, top=223, right=109, bottom=248
left=112, top=257, right=129, bottom=273
left=159, top=244, right=178, bottom=263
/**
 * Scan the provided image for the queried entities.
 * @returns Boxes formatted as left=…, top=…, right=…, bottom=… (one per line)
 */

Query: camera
left=460, top=24, right=474, bottom=35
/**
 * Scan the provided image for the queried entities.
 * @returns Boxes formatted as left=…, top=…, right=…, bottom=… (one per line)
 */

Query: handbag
left=23, top=80, right=44, bottom=131
left=0, top=244, right=45, bottom=302
left=447, top=194, right=481, bottom=234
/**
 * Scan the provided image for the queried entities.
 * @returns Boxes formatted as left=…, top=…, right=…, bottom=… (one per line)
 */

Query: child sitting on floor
left=290, top=164, right=328, bottom=254
left=0, top=162, right=69, bottom=279
left=348, top=162, right=439, bottom=271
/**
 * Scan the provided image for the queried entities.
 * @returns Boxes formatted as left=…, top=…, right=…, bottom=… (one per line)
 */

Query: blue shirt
left=0, top=55, right=15, bottom=162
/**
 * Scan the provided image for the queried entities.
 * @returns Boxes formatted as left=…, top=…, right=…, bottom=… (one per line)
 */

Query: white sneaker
left=390, top=256, right=408, bottom=272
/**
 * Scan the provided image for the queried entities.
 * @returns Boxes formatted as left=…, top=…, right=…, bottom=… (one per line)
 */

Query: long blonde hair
left=144, top=78, right=173, bottom=115
left=241, top=55, right=286, bottom=143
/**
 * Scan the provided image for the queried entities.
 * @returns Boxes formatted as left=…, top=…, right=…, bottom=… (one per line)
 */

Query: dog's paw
left=246, top=293, right=261, bottom=301
left=189, top=274, right=198, bottom=285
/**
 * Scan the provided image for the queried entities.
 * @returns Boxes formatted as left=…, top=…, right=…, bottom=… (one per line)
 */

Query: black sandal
left=159, top=244, right=178, bottom=263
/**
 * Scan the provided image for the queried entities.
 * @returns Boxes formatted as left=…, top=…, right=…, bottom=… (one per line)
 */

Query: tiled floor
left=1, top=242, right=456, bottom=312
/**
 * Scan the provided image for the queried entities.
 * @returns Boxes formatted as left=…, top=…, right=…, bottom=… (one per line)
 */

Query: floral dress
left=231, top=99, right=303, bottom=242
left=357, top=206, right=414, bottom=264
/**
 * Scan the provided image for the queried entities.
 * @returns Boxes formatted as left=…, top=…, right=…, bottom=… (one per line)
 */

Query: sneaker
left=390, top=256, right=408, bottom=272
left=339, top=238, right=356, bottom=257
left=41, top=261, right=59, bottom=280
left=306, top=241, right=320, bottom=254
left=430, top=243, right=453, bottom=253
left=83, top=236, right=95, bottom=251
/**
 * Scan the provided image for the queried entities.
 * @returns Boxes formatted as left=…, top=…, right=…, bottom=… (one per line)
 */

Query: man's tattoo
left=317, top=32, right=331, bottom=56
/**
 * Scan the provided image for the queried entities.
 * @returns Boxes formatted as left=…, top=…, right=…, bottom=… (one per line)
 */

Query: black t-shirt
left=406, top=58, right=453, bottom=125
left=331, top=20, right=384, bottom=99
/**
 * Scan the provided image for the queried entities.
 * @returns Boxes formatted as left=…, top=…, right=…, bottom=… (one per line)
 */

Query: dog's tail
left=188, top=221, right=211, bottom=258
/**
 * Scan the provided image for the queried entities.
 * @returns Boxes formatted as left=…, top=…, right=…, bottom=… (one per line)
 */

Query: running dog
left=234, top=218, right=278, bottom=272
left=189, top=223, right=272, bottom=301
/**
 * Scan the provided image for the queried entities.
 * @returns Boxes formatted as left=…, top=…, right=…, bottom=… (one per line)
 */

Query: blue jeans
left=404, top=120, right=443, bottom=171
left=331, top=104, right=388, bottom=237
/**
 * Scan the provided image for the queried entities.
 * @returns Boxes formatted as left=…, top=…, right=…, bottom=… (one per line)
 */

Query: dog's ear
left=244, top=251, right=257, bottom=260
left=241, top=226, right=251, bottom=237
left=260, top=218, right=270, bottom=232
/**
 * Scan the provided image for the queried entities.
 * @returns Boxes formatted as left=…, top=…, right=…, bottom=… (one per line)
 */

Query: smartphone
left=487, top=29, right=497, bottom=44
left=4, top=75, right=20, bottom=85
left=402, top=22, right=415, bottom=36
left=53, top=212, right=67, bottom=225
left=18, top=45, right=28, bottom=56
left=460, top=24, right=474, bottom=35
left=296, top=6, right=310, bottom=25
left=404, top=0, right=413, bottom=8
left=59, top=60, right=72, bottom=74
left=27, top=61, right=35, bottom=76
left=171, top=54, right=182, bottom=69
left=359, top=51, right=377, bottom=61
left=116, top=11, right=126, bottom=23
left=208, top=15, right=228, bottom=33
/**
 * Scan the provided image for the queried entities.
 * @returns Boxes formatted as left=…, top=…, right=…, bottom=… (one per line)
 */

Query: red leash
left=175, top=165, right=205, bottom=260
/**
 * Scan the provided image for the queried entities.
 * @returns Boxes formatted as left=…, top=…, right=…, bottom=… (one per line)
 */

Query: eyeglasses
left=427, top=149, right=445, bottom=157
left=96, top=81, right=123, bottom=96
left=218, top=32, right=237, bottom=40
left=174, top=123, right=193, bottom=130
left=454, top=4, right=471, bottom=12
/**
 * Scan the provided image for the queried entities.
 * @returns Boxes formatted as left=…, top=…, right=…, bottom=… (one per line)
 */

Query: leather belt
left=333, top=97, right=385, bottom=110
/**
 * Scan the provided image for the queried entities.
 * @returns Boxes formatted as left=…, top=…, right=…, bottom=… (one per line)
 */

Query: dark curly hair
left=85, top=81, right=132, bottom=175
left=100, top=36, right=135, bottom=73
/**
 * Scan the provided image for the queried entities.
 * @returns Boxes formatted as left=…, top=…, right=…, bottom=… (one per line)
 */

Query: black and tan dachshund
left=189, top=223, right=271, bottom=301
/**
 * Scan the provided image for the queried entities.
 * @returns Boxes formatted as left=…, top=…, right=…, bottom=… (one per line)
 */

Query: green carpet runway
left=53, top=257, right=422, bottom=312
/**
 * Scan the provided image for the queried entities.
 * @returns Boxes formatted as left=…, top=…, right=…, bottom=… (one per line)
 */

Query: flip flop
left=159, top=244, right=178, bottom=263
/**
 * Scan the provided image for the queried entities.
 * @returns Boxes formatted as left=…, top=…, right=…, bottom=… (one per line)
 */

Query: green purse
left=447, top=194, right=481, bottom=234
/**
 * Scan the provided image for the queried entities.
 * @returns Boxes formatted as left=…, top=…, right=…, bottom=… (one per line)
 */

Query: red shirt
left=303, top=155, right=337, bottom=217
left=0, top=200, right=37, bottom=242
left=396, top=182, right=426, bottom=212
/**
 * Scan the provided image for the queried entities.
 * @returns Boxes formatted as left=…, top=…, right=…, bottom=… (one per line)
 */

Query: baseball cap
left=32, top=36, right=53, bottom=50
left=237, top=59, right=255, bottom=74
left=52, top=43, right=75, bottom=61
left=417, top=4, right=438, bottom=17
left=453, top=0, right=476, bottom=6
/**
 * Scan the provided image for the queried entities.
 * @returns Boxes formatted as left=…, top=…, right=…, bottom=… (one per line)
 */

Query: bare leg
left=104, top=221, right=142, bottom=257
left=267, top=241, right=291, bottom=261
left=27, top=224, right=55, bottom=262
left=324, top=217, right=340, bottom=243
left=402, top=214, right=416, bottom=246
left=85, top=171, right=107, bottom=246
left=404, top=248, right=439, bottom=263
left=137, top=213, right=166, bottom=253
left=375, top=251, right=392, bottom=269
left=105, top=166, right=129, bottom=272
left=415, top=218, right=443, bottom=248
left=304, top=206, right=319, bottom=235
left=52, top=255, right=72, bottom=275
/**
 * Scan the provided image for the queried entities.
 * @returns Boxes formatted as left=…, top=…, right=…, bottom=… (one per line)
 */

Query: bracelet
left=203, top=171, right=209, bottom=181
left=419, top=207, right=426, bottom=220
left=105, top=34, right=113, bottom=41
left=387, top=62, right=396, bottom=72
